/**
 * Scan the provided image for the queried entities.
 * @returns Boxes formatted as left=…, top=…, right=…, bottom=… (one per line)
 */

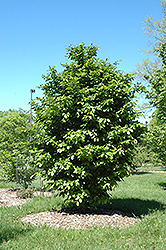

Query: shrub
left=16, top=188, right=34, bottom=199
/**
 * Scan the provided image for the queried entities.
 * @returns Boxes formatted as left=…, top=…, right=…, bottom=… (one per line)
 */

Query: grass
left=0, top=171, right=45, bottom=191
left=136, top=164, right=166, bottom=172
left=0, top=172, right=166, bottom=249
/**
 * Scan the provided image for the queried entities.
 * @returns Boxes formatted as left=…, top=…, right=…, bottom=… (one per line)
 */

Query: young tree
left=0, top=110, right=36, bottom=188
left=32, top=43, right=144, bottom=208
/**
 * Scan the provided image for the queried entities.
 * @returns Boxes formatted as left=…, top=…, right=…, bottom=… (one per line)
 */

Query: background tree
left=133, top=133, right=162, bottom=168
left=134, top=1, right=166, bottom=168
left=0, top=110, right=36, bottom=188
left=134, top=0, right=166, bottom=115
left=135, top=0, right=166, bottom=83
left=146, top=43, right=166, bottom=166
left=32, top=43, right=144, bottom=208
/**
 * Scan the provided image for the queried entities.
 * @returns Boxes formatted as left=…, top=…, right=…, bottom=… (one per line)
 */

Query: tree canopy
left=135, top=0, right=166, bottom=83
left=32, top=43, right=144, bottom=208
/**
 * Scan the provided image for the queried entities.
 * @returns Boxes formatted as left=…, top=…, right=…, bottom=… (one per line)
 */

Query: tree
left=135, top=0, right=166, bottom=83
left=32, top=43, right=144, bottom=208
left=134, top=1, right=166, bottom=167
left=146, top=43, right=166, bottom=165
left=133, top=133, right=162, bottom=168
left=143, top=0, right=166, bottom=52
left=147, top=118, right=166, bottom=166
left=148, top=44, right=166, bottom=122
left=0, top=110, right=36, bottom=188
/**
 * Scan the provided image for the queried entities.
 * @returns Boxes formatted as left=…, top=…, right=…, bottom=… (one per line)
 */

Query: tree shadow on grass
left=103, top=197, right=166, bottom=217
left=158, top=182, right=166, bottom=189
left=58, top=197, right=165, bottom=218
left=0, top=218, right=34, bottom=244
left=132, top=172, right=152, bottom=176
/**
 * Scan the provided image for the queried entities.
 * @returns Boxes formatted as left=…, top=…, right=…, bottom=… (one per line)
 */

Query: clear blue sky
left=0, top=0, right=163, bottom=112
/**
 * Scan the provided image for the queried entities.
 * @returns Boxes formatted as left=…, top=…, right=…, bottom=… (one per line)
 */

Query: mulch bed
left=0, top=188, right=28, bottom=207
left=0, top=188, right=140, bottom=229
left=20, top=209, right=139, bottom=229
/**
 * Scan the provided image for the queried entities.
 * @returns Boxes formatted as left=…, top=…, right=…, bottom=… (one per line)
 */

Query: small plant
left=16, top=188, right=34, bottom=199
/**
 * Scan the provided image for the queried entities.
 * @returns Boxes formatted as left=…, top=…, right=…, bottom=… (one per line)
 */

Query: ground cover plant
left=0, top=171, right=166, bottom=249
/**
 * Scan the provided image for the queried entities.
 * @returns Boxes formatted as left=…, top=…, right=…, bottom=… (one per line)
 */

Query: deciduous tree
left=0, top=110, right=36, bottom=188
left=146, top=44, right=166, bottom=165
left=134, top=1, right=166, bottom=167
left=135, top=0, right=166, bottom=83
left=32, top=43, right=144, bottom=208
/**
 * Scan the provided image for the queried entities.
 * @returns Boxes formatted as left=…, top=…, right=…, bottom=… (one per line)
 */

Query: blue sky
left=0, top=0, right=163, bottom=112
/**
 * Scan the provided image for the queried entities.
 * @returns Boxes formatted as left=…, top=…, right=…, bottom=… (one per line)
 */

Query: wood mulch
left=20, top=209, right=139, bottom=229
left=0, top=188, right=140, bottom=229
left=0, top=188, right=28, bottom=207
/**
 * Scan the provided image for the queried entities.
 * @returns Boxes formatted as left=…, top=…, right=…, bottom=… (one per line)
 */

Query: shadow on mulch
left=57, top=197, right=165, bottom=218
left=55, top=206, right=134, bottom=218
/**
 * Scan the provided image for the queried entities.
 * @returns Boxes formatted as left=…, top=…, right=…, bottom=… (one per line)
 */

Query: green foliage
left=135, top=0, right=166, bottom=83
left=134, top=0, right=166, bottom=167
left=134, top=1, right=166, bottom=118
left=32, top=43, right=144, bottom=208
left=1, top=173, right=166, bottom=249
left=146, top=43, right=166, bottom=166
left=143, top=0, right=166, bottom=53
left=133, top=133, right=163, bottom=168
left=16, top=188, right=34, bottom=199
left=148, top=44, right=166, bottom=122
left=0, top=110, right=37, bottom=188
left=147, top=118, right=166, bottom=166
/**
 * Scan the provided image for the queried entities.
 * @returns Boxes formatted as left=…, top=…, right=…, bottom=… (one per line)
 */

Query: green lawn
left=136, top=164, right=166, bottom=172
left=0, top=172, right=166, bottom=250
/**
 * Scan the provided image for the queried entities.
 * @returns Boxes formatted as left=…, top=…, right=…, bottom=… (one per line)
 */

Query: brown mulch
left=0, top=188, right=28, bottom=207
left=20, top=209, right=139, bottom=229
left=0, top=188, right=52, bottom=207
left=0, top=188, right=140, bottom=229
